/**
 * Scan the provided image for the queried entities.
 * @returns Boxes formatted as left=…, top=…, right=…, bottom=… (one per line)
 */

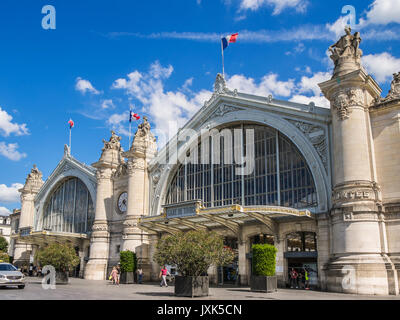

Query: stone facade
left=9, top=28, right=400, bottom=295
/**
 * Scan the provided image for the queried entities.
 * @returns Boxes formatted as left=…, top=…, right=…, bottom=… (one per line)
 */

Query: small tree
left=154, top=230, right=235, bottom=277
left=252, top=244, right=277, bottom=277
left=0, top=236, right=8, bottom=252
left=120, top=250, right=137, bottom=273
left=0, top=251, right=9, bottom=263
left=35, top=243, right=80, bottom=272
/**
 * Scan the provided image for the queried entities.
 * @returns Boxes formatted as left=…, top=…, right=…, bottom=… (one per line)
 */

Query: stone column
left=275, top=237, right=285, bottom=287
left=238, top=240, right=249, bottom=285
left=85, top=131, right=123, bottom=280
left=14, top=165, right=43, bottom=266
left=319, top=27, right=392, bottom=295
left=121, top=117, right=157, bottom=261
left=148, top=234, right=160, bottom=281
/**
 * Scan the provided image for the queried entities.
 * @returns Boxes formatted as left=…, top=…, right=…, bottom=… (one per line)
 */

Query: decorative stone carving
left=112, top=162, right=128, bottom=179
left=211, top=104, right=243, bottom=118
left=92, top=223, right=109, bottom=232
left=376, top=72, right=400, bottom=105
left=127, top=158, right=146, bottom=172
left=203, top=74, right=239, bottom=109
left=152, top=168, right=162, bottom=187
left=329, top=27, right=363, bottom=77
left=96, top=168, right=113, bottom=180
left=64, top=144, right=71, bottom=157
left=20, top=165, right=44, bottom=194
left=124, top=117, right=157, bottom=160
left=287, top=120, right=328, bottom=172
left=332, top=88, right=364, bottom=120
left=102, top=130, right=123, bottom=152
left=387, top=72, right=400, bottom=99
left=332, top=180, right=381, bottom=206
left=123, top=219, right=138, bottom=227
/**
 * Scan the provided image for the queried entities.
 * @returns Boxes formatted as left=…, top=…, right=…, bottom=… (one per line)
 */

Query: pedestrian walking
left=304, top=268, right=310, bottom=290
left=110, top=267, right=118, bottom=285
left=116, top=264, right=121, bottom=285
left=289, top=268, right=298, bottom=289
left=137, top=267, right=143, bottom=284
left=159, top=266, right=170, bottom=287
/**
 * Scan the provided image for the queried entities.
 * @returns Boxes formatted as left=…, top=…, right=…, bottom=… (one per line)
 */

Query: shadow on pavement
left=135, top=291, right=175, bottom=297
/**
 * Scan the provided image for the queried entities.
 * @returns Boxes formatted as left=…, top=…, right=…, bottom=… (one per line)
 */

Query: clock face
left=118, top=192, right=128, bottom=214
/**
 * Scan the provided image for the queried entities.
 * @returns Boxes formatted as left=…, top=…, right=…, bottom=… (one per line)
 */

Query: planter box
left=250, top=275, right=277, bottom=293
left=56, top=271, right=69, bottom=285
left=120, top=272, right=134, bottom=284
left=174, top=276, right=209, bottom=297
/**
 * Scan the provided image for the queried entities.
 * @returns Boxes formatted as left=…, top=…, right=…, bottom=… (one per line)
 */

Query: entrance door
left=287, top=257, right=318, bottom=288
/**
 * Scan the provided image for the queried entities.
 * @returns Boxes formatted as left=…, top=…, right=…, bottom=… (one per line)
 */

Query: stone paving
left=1, top=277, right=399, bottom=300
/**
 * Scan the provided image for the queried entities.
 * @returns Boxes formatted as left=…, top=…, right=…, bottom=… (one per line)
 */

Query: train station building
left=10, top=28, right=400, bottom=295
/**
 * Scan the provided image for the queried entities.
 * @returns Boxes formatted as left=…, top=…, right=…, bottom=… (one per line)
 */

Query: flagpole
left=221, top=37, right=225, bottom=78
left=128, top=105, right=132, bottom=150
left=69, top=126, right=72, bottom=154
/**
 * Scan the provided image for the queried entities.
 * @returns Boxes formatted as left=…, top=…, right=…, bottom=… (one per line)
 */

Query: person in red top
left=289, top=268, right=299, bottom=289
left=159, top=266, right=170, bottom=287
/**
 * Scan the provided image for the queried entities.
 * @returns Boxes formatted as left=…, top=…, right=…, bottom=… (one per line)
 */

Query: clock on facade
left=117, top=192, right=128, bottom=214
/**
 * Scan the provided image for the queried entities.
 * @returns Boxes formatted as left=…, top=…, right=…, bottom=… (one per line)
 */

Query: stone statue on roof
left=329, top=27, right=363, bottom=77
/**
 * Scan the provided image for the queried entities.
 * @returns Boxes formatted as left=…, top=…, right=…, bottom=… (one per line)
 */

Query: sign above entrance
left=163, top=200, right=202, bottom=219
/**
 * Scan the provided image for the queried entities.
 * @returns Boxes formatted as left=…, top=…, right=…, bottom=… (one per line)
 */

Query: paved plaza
left=1, top=277, right=400, bottom=300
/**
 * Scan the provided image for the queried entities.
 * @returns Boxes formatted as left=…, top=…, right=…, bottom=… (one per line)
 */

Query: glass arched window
left=165, top=124, right=317, bottom=209
left=41, top=177, right=95, bottom=234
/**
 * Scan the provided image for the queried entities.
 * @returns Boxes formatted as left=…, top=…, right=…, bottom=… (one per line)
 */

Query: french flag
left=129, top=111, right=140, bottom=122
left=222, top=33, right=238, bottom=50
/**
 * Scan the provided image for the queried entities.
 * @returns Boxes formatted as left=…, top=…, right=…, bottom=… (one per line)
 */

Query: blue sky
left=1, top=0, right=400, bottom=214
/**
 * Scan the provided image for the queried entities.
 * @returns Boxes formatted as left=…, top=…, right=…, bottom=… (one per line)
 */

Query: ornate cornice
left=127, top=158, right=146, bottom=173
left=332, top=87, right=364, bottom=120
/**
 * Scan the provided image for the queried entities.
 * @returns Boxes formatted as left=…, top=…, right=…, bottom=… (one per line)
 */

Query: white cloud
left=297, top=71, right=331, bottom=96
left=326, top=15, right=351, bottom=39
left=112, top=62, right=212, bottom=141
left=0, top=107, right=29, bottom=137
left=0, top=207, right=12, bottom=216
left=360, top=0, right=400, bottom=26
left=0, top=142, right=27, bottom=161
left=0, top=183, right=23, bottom=203
left=75, top=77, right=100, bottom=95
left=106, top=113, right=130, bottom=137
left=101, top=99, right=115, bottom=109
left=227, top=73, right=295, bottom=97
left=289, top=71, right=331, bottom=108
left=239, top=0, right=308, bottom=15
left=363, top=52, right=400, bottom=83
left=290, top=94, right=330, bottom=109
left=112, top=62, right=332, bottom=145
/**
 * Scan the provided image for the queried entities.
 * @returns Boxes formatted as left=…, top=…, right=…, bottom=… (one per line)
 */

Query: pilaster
left=85, top=131, right=122, bottom=280
left=319, top=28, right=396, bottom=295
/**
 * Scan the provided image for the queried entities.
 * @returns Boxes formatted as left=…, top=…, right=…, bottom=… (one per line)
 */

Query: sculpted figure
left=329, top=27, right=362, bottom=63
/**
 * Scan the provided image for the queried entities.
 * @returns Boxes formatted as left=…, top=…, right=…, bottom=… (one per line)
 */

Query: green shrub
left=0, top=251, right=9, bottom=263
left=252, top=244, right=277, bottom=277
left=0, top=236, right=8, bottom=252
left=35, top=243, right=80, bottom=272
left=120, top=250, right=136, bottom=272
left=154, top=230, right=236, bottom=276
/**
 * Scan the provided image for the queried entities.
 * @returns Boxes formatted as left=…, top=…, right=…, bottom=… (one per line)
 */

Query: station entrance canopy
left=11, top=227, right=88, bottom=247
left=138, top=200, right=313, bottom=237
